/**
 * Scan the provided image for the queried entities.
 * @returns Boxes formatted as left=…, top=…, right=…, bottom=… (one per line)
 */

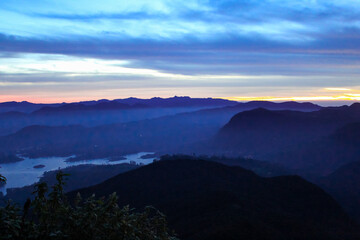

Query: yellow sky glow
left=225, top=94, right=360, bottom=102
left=324, top=88, right=352, bottom=91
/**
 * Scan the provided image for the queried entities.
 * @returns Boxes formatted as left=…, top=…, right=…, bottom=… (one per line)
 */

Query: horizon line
left=0, top=95, right=359, bottom=105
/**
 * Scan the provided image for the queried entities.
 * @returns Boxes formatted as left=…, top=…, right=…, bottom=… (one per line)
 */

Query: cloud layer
left=0, top=0, right=360, bottom=102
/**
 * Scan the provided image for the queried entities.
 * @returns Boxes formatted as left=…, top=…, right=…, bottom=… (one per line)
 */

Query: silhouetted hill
left=215, top=108, right=330, bottom=157
left=183, top=101, right=322, bottom=126
left=33, top=97, right=237, bottom=114
left=213, top=104, right=360, bottom=159
left=315, top=102, right=360, bottom=120
left=0, top=101, right=34, bottom=108
left=115, top=96, right=238, bottom=108
left=0, top=152, right=23, bottom=164
left=160, top=154, right=289, bottom=177
left=318, top=161, right=360, bottom=223
left=70, top=159, right=359, bottom=240
left=271, top=122, right=360, bottom=176
left=0, top=101, right=61, bottom=113
left=232, top=101, right=321, bottom=111
left=0, top=125, right=91, bottom=157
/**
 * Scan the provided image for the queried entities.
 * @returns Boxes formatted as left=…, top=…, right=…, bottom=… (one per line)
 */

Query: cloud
left=1, top=0, right=360, bottom=101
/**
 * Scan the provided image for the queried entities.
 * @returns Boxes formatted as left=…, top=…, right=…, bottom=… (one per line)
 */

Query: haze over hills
left=270, top=122, right=360, bottom=176
left=0, top=100, right=358, bottom=171
left=0, top=100, right=324, bottom=161
left=34, top=97, right=239, bottom=114
left=33, top=101, right=146, bottom=113
left=0, top=96, right=238, bottom=113
left=0, top=96, right=238, bottom=136
left=0, top=101, right=62, bottom=113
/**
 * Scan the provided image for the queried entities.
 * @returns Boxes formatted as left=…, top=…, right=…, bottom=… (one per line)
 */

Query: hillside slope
left=319, top=160, right=360, bottom=222
left=70, top=159, right=360, bottom=240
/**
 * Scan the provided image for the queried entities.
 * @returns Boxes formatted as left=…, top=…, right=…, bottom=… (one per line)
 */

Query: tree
left=0, top=174, right=6, bottom=184
left=0, top=171, right=177, bottom=240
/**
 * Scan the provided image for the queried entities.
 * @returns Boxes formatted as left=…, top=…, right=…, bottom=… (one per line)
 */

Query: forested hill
left=70, top=158, right=360, bottom=240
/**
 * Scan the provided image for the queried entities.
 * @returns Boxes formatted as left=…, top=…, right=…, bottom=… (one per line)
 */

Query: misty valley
left=1, top=96, right=360, bottom=239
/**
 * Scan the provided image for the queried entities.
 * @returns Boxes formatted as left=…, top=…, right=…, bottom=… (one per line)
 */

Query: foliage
left=0, top=171, right=177, bottom=240
left=0, top=174, right=6, bottom=189
left=0, top=174, right=6, bottom=184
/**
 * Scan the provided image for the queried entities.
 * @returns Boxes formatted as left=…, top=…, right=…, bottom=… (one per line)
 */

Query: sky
left=0, top=0, right=360, bottom=103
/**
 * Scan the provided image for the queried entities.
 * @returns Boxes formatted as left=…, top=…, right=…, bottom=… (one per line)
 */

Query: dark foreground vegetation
left=0, top=172, right=177, bottom=240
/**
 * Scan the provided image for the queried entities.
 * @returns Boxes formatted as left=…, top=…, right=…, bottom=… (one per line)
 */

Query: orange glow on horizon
left=1, top=95, right=359, bottom=104
left=225, top=95, right=360, bottom=102
left=1, top=88, right=360, bottom=104
left=224, top=88, right=360, bottom=102
left=0, top=96, right=99, bottom=104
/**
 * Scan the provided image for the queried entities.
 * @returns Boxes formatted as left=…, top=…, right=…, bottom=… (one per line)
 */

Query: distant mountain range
left=0, top=101, right=327, bottom=161
left=69, top=158, right=360, bottom=240
left=34, top=97, right=238, bottom=114
left=115, top=96, right=238, bottom=108
left=33, top=102, right=147, bottom=114
left=0, top=101, right=61, bottom=113
left=219, top=100, right=321, bottom=112
left=0, top=97, right=321, bottom=115
left=0, top=96, right=239, bottom=136
left=0, top=96, right=238, bottom=114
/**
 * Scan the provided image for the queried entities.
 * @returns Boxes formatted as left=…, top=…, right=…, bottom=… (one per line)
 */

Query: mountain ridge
left=69, top=158, right=360, bottom=240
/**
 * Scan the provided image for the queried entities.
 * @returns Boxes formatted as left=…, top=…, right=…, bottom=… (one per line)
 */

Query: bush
left=0, top=172, right=177, bottom=240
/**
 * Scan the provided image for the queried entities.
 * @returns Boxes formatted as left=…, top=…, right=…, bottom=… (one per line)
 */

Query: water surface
left=0, top=152, right=155, bottom=194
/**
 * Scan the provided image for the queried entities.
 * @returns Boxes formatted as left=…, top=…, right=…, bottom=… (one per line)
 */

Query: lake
left=0, top=152, right=155, bottom=195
